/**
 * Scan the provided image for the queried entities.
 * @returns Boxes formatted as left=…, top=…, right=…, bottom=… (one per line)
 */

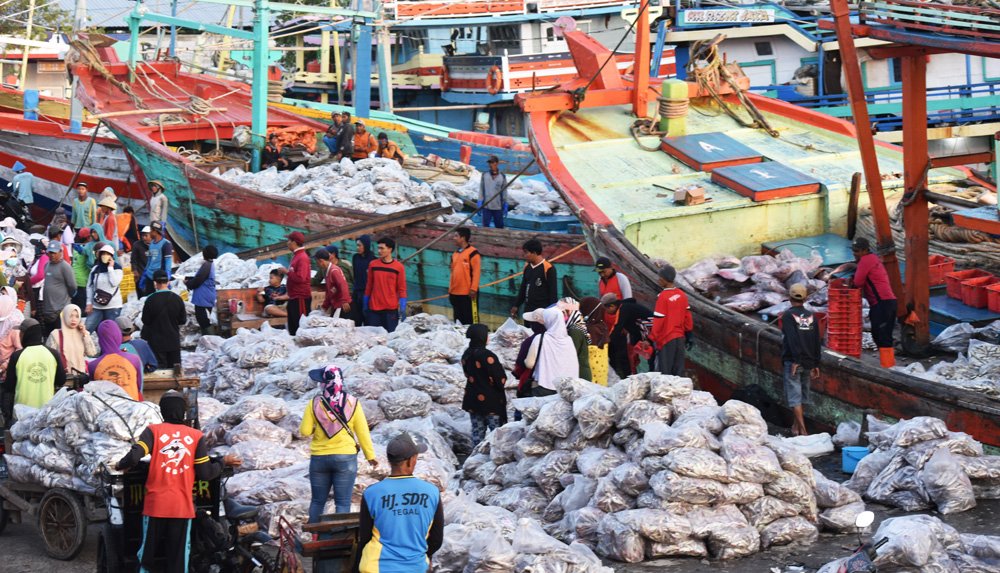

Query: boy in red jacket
left=650, top=265, right=693, bottom=376
left=285, top=231, right=312, bottom=335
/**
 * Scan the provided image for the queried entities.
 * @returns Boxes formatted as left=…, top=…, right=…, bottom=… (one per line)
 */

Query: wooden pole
left=902, top=55, right=930, bottom=349
left=631, top=0, right=649, bottom=118
left=18, top=0, right=35, bottom=89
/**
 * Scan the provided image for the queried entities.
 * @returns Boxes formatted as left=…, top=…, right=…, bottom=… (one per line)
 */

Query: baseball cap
left=600, top=292, right=620, bottom=306
left=153, top=269, right=169, bottom=282
left=789, top=283, right=808, bottom=301
left=658, top=264, right=676, bottom=283
left=77, top=227, right=92, bottom=240
left=594, top=256, right=612, bottom=270
left=326, top=245, right=339, bottom=258
left=74, top=181, right=88, bottom=188
left=115, top=316, right=135, bottom=334
left=98, top=244, right=115, bottom=255
left=17, top=317, right=39, bottom=331
left=150, top=221, right=163, bottom=233
left=314, top=249, right=330, bottom=260
left=46, top=240, right=62, bottom=253
left=308, top=365, right=343, bottom=382
left=852, top=237, right=871, bottom=252
left=141, top=226, right=152, bottom=234
left=355, top=119, right=365, bottom=126
left=287, top=231, right=305, bottom=244
left=386, top=432, right=427, bottom=463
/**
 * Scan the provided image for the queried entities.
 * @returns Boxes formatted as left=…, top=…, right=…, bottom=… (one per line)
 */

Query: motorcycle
left=835, top=511, right=889, bottom=573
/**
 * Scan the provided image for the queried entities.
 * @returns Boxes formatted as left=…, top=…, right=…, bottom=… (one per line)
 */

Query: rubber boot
left=878, top=347, right=896, bottom=368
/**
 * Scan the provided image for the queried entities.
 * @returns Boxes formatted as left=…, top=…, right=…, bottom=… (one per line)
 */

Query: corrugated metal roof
left=59, top=0, right=239, bottom=29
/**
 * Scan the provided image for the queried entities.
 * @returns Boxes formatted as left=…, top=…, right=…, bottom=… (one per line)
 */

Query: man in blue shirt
left=139, top=222, right=173, bottom=296
left=8, top=161, right=34, bottom=209
left=358, top=433, right=444, bottom=573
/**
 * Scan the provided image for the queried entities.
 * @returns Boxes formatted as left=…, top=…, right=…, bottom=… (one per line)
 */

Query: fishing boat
left=71, top=47, right=597, bottom=318
left=515, top=8, right=1000, bottom=446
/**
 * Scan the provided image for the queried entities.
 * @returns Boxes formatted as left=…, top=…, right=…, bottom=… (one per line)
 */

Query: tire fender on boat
left=486, top=66, right=503, bottom=95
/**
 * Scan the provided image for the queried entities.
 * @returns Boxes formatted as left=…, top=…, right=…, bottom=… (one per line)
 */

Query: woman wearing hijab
left=86, top=244, right=124, bottom=331
left=350, top=235, right=375, bottom=326
left=558, top=297, right=592, bottom=382
left=300, top=365, right=378, bottom=522
left=46, top=304, right=97, bottom=376
left=580, top=296, right=610, bottom=386
left=0, top=294, right=24, bottom=377
left=461, top=324, right=508, bottom=446
left=521, top=307, right=579, bottom=396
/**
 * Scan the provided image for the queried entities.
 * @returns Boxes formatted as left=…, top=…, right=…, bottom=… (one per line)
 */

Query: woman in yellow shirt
left=300, top=365, right=378, bottom=522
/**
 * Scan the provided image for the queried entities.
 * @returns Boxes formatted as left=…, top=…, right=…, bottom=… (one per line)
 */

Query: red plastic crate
left=988, top=284, right=1000, bottom=313
left=946, top=269, right=992, bottom=299
left=828, top=337, right=861, bottom=358
left=928, top=255, right=955, bottom=287
left=962, top=276, right=1000, bottom=309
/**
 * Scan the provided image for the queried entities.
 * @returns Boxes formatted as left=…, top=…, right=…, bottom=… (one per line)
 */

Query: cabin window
left=890, top=57, right=903, bottom=84
left=982, top=57, right=1000, bottom=82
left=489, top=25, right=520, bottom=55
left=754, top=42, right=773, bottom=57
left=740, top=59, right=777, bottom=85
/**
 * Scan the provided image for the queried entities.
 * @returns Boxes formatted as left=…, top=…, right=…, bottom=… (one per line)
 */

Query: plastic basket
left=120, top=267, right=135, bottom=301
left=987, top=283, right=1000, bottom=313
left=828, top=338, right=861, bottom=358
left=945, top=269, right=992, bottom=299
left=928, top=255, right=955, bottom=287
left=961, top=276, right=1000, bottom=309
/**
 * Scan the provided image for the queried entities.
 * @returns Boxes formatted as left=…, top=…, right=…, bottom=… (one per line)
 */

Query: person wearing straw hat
left=98, top=196, right=119, bottom=252
left=71, top=182, right=97, bottom=230
left=149, top=181, right=169, bottom=229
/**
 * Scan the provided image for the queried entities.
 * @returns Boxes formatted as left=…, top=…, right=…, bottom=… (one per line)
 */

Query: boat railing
left=755, top=81, right=1000, bottom=130
left=858, top=0, right=1000, bottom=42
left=385, top=0, right=626, bottom=18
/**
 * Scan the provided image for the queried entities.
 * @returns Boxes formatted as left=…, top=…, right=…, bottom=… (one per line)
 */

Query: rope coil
left=658, top=96, right=689, bottom=119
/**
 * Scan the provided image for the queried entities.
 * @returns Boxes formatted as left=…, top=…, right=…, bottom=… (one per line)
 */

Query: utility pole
left=250, top=0, right=271, bottom=171
left=69, top=0, right=86, bottom=133
left=18, top=0, right=36, bottom=89
left=375, top=0, right=393, bottom=112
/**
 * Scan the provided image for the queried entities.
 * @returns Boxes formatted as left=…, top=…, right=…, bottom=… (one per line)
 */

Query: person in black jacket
left=510, top=238, right=558, bottom=328
left=603, top=294, right=654, bottom=379
left=780, top=283, right=821, bottom=436
left=461, top=324, right=507, bottom=446
left=141, top=270, right=187, bottom=368
left=131, top=226, right=151, bottom=290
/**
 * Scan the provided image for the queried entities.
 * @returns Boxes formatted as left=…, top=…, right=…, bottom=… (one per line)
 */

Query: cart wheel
left=38, top=488, right=87, bottom=560
left=248, top=547, right=278, bottom=573
left=96, top=523, right=121, bottom=573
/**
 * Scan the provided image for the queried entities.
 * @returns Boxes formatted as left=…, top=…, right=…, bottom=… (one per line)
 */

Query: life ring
left=440, top=66, right=451, bottom=91
left=486, top=65, right=502, bottom=95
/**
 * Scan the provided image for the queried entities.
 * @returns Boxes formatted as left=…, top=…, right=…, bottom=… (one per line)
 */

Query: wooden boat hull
left=0, top=114, right=143, bottom=215
left=526, top=104, right=1000, bottom=448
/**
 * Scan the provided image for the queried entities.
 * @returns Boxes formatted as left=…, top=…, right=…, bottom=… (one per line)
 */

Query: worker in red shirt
left=650, top=265, right=693, bottom=376
left=315, top=248, right=351, bottom=316
left=851, top=237, right=898, bottom=368
left=285, top=231, right=312, bottom=335
left=365, top=237, right=407, bottom=333
left=116, top=391, right=240, bottom=573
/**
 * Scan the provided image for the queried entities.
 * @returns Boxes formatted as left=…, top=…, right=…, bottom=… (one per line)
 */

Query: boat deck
left=544, top=97, right=967, bottom=266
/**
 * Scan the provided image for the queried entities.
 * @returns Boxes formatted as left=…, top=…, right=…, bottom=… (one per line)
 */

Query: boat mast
left=375, top=0, right=392, bottom=112
left=353, top=0, right=372, bottom=118
left=18, top=0, right=36, bottom=89
left=249, top=0, right=270, bottom=170
left=69, top=0, right=86, bottom=133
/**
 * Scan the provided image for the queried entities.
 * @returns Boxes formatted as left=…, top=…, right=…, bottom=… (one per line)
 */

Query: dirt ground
left=4, top=455, right=999, bottom=572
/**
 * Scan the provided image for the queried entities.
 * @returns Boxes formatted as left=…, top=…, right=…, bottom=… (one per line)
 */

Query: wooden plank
left=864, top=1, right=998, bottom=24
left=868, top=17, right=1000, bottom=40
left=866, top=10, right=1000, bottom=33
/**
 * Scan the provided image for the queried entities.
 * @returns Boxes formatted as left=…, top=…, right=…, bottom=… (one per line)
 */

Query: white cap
left=98, top=244, right=115, bottom=255
left=141, top=226, right=152, bottom=234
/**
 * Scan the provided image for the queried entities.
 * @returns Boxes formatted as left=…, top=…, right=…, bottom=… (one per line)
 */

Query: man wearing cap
left=149, top=180, right=169, bottom=229
left=315, top=248, right=351, bottom=317
left=71, top=227, right=93, bottom=309
left=603, top=294, right=654, bottom=379
left=42, top=241, right=76, bottom=336
left=595, top=256, right=633, bottom=303
left=781, top=283, right=821, bottom=436
left=71, top=182, right=97, bottom=230
left=2, top=318, right=65, bottom=421
left=98, top=196, right=120, bottom=252
left=650, top=265, right=693, bottom=377
left=117, top=316, right=158, bottom=373
left=449, top=227, right=481, bottom=325
left=851, top=237, right=898, bottom=368
left=479, top=156, right=507, bottom=229
left=286, top=231, right=312, bottom=335
left=141, top=270, right=187, bottom=368
left=326, top=245, right=353, bottom=287
left=357, top=432, right=444, bottom=573
left=323, top=112, right=344, bottom=155
left=116, top=391, right=239, bottom=573
left=335, top=112, right=355, bottom=161
left=352, top=121, right=378, bottom=161
left=7, top=161, right=34, bottom=212
left=132, top=226, right=152, bottom=291
left=141, top=222, right=173, bottom=297
left=376, top=133, right=406, bottom=165
left=364, top=237, right=407, bottom=333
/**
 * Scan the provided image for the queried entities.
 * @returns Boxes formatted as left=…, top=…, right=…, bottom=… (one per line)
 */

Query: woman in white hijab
left=522, top=306, right=579, bottom=396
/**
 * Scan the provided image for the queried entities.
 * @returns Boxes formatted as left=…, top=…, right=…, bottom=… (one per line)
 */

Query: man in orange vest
left=352, top=120, right=378, bottom=161
left=116, top=391, right=240, bottom=573
left=376, top=133, right=406, bottom=165
left=595, top=256, right=633, bottom=303
left=448, top=227, right=481, bottom=325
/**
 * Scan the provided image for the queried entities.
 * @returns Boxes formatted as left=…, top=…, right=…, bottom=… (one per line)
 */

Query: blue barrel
left=842, top=446, right=870, bottom=474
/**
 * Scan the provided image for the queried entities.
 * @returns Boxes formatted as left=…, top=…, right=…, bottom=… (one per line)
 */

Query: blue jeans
left=308, top=453, right=358, bottom=522
left=482, top=208, right=504, bottom=229
left=86, top=307, right=121, bottom=332
left=323, top=135, right=338, bottom=155
left=365, top=309, right=399, bottom=333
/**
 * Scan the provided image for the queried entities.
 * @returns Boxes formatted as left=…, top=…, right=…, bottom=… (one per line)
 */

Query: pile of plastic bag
left=843, top=416, right=1000, bottom=514
left=3, top=381, right=163, bottom=492
left=680, top=250, right=839, bottom=317
left=175, top=253, right=283, bottom=290
left=458, top=373, right=865, bottom=562
left=896, top=323, right=1000, bottom=399
left=215, top=157, right=568, bottom=218
left=817, top=514, right=1000, bottom=572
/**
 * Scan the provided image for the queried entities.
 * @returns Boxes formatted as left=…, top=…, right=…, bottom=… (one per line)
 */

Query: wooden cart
left=301, top=513, right=361, bottom=573
left=0, top=478, right=108, bottom=560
